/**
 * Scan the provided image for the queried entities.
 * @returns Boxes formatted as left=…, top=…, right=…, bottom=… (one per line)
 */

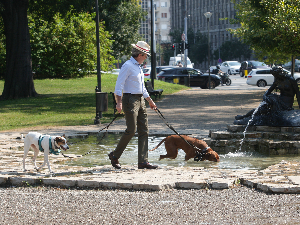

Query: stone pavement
left=0, top=88, right=300, bottom=193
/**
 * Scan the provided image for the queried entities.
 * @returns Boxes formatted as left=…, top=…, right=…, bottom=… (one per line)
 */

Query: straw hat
left=131, top=41, right=151, bottom=56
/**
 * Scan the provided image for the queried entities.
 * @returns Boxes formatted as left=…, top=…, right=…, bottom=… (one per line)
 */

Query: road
left=215, top=74, right=269, bottom=90
left=189, top=73, right=269, bottom=91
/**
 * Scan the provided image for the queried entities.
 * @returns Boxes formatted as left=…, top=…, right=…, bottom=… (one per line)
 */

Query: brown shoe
left=108, top=152, right=121, bottom=169
left=138, top=162, right=158, bottom=169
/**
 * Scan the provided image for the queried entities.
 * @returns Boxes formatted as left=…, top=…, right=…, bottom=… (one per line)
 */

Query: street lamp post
left=150, top=0, right=156, bottom=88
left=94, top=0, right=108, bottom=124
left=204, top=12, right=212, bottom=89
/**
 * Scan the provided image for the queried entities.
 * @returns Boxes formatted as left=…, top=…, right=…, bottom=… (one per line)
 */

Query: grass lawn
left=0, top=74, right=190, bottom=131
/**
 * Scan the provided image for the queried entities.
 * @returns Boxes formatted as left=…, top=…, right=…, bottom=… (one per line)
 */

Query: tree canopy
left=28, top=0, right=146, bottom=59
left=231, top=0, right=300, bottom=64
left=29, top=11, right=117, bottom=78
left=213, top=38, right=252, bottom=62
left=0, top=0, right=145, bottom=99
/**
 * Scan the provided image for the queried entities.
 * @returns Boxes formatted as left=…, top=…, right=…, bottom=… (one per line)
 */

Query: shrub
left=29, top=11, right=117, bottom=79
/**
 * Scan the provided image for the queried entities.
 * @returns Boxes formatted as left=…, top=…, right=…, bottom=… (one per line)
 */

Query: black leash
left=154, top=108, right=207, bottom=161
left=98, top=113, right=124, bottom=142
left=61, top=113, right=124, bottom=159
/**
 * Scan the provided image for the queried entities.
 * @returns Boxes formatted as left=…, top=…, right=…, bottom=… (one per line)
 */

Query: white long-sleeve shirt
left=114, top=57, right=150, bottom=99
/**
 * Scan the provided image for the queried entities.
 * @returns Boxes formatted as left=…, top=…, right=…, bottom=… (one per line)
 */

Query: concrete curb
left=0, top=164, right=300, bottom=193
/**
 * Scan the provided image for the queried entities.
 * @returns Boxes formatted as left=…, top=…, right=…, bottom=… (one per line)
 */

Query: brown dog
left=150, top=135, right=220, bottom=162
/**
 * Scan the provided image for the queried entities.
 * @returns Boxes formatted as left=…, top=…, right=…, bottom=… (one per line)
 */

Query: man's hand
left=146, top=97, right=157, bottom=110
left=115, top=94, right=123, bottom=113
left=116, top=103, right=122, bottom=113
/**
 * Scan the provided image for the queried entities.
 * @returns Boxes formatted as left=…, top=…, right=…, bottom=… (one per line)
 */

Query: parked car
left=142, top=67, right=151, bottom=77
left=246, top=68, right=300, bottom=87
left=157, top=67, right=221, bottom=89
left=219, top=61, right=241, bottom=75
left=207, top=66, right=219, bottom=74
left=282, top=59, right=300, bottom=72
left=239, top=61, right=270, bottom=77
left=111, top=69, right=121, bottom=75
left=156, top=66, right=176, bottom=74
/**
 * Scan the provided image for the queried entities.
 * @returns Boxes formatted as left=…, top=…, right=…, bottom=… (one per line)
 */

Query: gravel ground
left=0, top=186, right=299, bottom=224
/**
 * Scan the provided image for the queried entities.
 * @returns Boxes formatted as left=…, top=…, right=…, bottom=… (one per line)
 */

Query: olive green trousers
left=113, top=94, right=149, bottom=163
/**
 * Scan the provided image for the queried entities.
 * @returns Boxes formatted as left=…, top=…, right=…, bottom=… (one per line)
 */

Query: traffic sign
left=181, top=33, right=185, bottom=41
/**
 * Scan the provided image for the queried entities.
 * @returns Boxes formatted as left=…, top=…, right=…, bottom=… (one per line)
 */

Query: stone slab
left=288, top=176, right=300, bottom=185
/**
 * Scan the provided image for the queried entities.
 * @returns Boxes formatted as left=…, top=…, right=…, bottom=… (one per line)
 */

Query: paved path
left=1, top=87, right=300, bottom=193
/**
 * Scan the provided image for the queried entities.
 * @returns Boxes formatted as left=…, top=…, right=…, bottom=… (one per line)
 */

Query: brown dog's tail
left=149, top=138, right=167, bottom=151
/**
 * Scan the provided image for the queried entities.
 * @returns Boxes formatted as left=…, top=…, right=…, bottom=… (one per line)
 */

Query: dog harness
left=194, top=147, right=210, bottom=162
left=38, top=136, right=61, bottom=155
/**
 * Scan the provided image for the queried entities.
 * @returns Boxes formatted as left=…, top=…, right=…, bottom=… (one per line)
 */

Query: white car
left=246, top=69, right=300, bottom=87
left=219, top=61, right=241, bottom=75
left=111, top=69, right=120, bottom=75
left=142, top=67, right=151, bottom=77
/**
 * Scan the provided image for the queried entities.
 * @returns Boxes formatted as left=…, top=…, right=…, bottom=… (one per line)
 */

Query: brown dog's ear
left=203, top=149, right=220, bottom=162
left=62, top=134, right=66, bottom=138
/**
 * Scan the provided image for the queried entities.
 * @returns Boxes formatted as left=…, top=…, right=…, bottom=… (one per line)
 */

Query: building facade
left=171, top=0, right=241, bottom=67
left=139, top=1, right=171, bottom=65
left=139, top=0, right=241, bottom=67
left=139, top=0, right=171, bottom=44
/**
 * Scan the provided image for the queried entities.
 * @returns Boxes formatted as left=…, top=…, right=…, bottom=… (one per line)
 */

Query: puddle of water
left=58, top=133, right=300, bottom=170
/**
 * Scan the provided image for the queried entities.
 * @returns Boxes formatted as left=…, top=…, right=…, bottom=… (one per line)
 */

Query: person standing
left=108, top=41, right=158, bottom=169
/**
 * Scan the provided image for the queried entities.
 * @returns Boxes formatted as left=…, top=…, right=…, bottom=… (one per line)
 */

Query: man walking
left=108, top=41, right=158, bottom=169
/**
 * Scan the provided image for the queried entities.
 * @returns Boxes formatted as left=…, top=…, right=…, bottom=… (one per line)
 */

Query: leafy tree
left=188, top=31, right=209, bottom=65
left=169, top=29, right=209, bottom=67
left=28, top=0, right=146, bottom=59
left=0, top=16, right=5, bottom=79
left=29, top=11, right=117, bottom=78
left=161, top=43, right=174, bottom=66
left=0, top=0, right=143, bottom=99
left=0, top=0, right=37, bottom=99
left=169, top=29, right=183, bottom=45
left=213, top=38, right=251, bottom=62
left=231, top=0, right=300, bottom=64
left=100, top=0, right=146, bottom=59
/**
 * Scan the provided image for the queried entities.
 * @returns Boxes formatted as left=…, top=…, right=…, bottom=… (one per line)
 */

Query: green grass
left=0, top=74, right=189, bottom=131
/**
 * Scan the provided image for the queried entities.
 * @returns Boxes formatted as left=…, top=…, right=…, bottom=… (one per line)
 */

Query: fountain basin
left=206, top=125, right=300, bottom=155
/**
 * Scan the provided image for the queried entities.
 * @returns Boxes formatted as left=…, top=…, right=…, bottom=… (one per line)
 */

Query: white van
left=169, top=54, right=193, bottom=68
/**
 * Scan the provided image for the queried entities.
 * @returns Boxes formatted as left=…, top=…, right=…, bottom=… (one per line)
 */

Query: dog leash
left=98, top=112, right=124, bottom=141
left=61, top=113, right=125, bottom=159
left=154, top=108, right=207, bottom=161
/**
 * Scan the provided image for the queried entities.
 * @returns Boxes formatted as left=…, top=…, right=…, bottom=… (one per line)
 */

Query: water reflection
left=58, top=133, right=300, bottom=170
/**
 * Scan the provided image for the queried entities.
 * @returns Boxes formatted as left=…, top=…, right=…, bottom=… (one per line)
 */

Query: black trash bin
left=96, top=92, right=108, bottom=112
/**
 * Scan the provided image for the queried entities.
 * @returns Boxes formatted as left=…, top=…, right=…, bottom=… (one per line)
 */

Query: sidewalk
left=1, top=88, right=300, bottom=193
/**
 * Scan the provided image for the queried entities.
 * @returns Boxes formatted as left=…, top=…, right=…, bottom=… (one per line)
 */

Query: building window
left=162, top=35, right=168, bottom=41
left=161, top=2, right=167, bottom=7
left=162, top=13, right=167, bottom=18
left=161, top=24, right=167, bottom=30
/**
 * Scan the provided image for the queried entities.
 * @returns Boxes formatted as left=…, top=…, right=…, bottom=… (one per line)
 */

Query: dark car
left=282, top=59, right=300, bottom=72
left=157, top=67, right=221, bottom=89
left=239, top=61, right=270, bottom=77
left=156, top=66, right=176, bottom=74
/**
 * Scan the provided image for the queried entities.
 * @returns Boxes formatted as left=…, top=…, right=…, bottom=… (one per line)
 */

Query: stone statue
left=234, top=66, right=300, bottom=126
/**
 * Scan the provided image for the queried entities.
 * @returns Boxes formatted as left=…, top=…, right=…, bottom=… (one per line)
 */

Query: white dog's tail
left=149, top=138, right=167, bottom=151
left=16, top=134, right=24, bottom=140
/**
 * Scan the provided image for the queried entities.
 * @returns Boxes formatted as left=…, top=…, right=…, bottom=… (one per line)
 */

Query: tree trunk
left=291, top=55, right=295, bottom=78
left=0, top=0, right=37, bottom=99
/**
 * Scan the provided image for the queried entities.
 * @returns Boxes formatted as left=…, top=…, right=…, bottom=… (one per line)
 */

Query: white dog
left=23, top=132, right=69, bottom=173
